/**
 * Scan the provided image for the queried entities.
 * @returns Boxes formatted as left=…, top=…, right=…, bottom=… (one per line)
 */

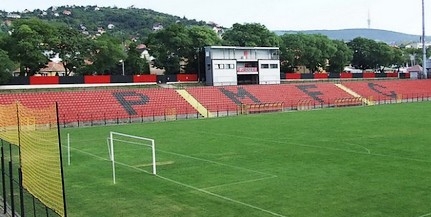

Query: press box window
left=215, top=64, right=224, bottom=69
left=261, top=64, right=269, bottom=69
left=226, top=64, right=235, bottom=69
left=270, top=64, right=278, bottom=69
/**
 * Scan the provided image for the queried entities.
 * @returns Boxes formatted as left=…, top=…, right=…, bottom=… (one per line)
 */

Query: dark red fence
left=284, top=72, right=411, bottom=80
left=8, top=74, right=198, bottom=85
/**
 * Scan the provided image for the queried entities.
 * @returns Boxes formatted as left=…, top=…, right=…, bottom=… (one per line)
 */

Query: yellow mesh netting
left=0, top=103, right=19, bottom=145
left=0, top=102, right=65, bottom=217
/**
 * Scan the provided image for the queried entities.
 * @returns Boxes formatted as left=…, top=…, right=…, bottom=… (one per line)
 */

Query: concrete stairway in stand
left=335, top=84, right=374, bottom=105
left=176, top=89, right=213, bottom=118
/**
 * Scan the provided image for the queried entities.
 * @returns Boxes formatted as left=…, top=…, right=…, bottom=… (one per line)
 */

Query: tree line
left=0, top=18, right=428, bottom=84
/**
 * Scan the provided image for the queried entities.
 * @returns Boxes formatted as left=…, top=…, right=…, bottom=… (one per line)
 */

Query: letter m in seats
left=219, top=87, right=261, bottom=105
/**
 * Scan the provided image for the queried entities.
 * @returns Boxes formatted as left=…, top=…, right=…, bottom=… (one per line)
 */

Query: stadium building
left=204, top=46, right=280, bottom=86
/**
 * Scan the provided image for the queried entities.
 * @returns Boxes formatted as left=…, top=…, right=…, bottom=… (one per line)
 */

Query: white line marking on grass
left=64, top=145, right=110, bottom=161
left=196, top=132, right=431, bottom=163
left=419, top=213, right=431, bottom=217
left=366, top=152, right=431, bottom=163
left=202, top=175, right=277, bottom=190
left=155, top=174, right=287, bottom=217
left=67, top=146, right=286, bottom=217
left=346, top=143, right=371, bottom=154
left=158, top=149, right=276, bottom=177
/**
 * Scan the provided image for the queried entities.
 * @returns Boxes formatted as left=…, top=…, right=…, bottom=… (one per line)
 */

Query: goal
left=108, top=131, right=156, bottom=184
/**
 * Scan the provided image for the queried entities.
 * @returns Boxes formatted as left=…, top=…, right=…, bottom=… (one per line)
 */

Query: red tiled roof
left=40, top=62, right=65, bottom=72
left=407, top=65, right=422, bottom=72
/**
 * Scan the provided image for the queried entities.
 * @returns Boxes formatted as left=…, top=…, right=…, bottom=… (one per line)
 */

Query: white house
left=6, top=13, right=21, bottom=19
left=205, top=46, right=280, bottom=86
left=405, top=42, right=431, bottom=49
left=152, top=23, right=164, bottom=31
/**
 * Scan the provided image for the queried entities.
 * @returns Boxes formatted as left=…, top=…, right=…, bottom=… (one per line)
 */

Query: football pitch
left=61, top=102, right=431, bottom=217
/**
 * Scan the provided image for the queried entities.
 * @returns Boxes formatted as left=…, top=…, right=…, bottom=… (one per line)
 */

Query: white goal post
left=109, top=131, right=156, bottom=184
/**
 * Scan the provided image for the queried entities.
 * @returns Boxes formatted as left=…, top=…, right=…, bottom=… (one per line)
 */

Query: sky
left=1, top=0, right=430, bottom=35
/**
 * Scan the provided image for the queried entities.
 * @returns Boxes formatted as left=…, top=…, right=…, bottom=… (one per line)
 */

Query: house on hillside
left=152, top=23, right=163, bottom=31
left=6, top=13, right=21, bottom=19
left=63, top=10, right=72, bottom=16
left=207, top=22, right=225, bottom=38
left=407, top=65, right=422, bottom=79
left=136, top=44, right=161, bottom=74
left=3, top=20, right=12, bottom=27
left=97, top=27, right=105, bottom=34
left=405, top=42, right=431, bottom=49
left=12, top=62, right=66, bottom=77
left=38, top=62, right=66, bottom=76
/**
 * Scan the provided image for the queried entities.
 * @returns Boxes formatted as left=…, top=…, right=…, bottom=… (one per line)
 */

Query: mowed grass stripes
left=61, top=102, right=431, bottom=217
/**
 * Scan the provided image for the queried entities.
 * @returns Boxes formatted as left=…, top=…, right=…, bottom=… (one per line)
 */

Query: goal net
left=108, top=131, right=156, bottom=184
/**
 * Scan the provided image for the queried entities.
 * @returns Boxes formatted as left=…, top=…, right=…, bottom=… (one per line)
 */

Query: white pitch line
left=158, top=149, right=275, bottom=176
left=67, top=146, right=286, bottom=217
left=202, top=175, right=278, bottom=191
left=346, top=142, right=371, bottom=154
left=419, top=213, right=431, bottom=217
left=155, top=174, right=287, bottom=217
left=64, top=145, right=110, bottom=161
left=195, top=131, right=431, bottom=163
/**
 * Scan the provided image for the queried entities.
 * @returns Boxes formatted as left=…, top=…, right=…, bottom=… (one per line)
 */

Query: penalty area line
left=419, top=213, right=431, bottom=217
left=158, top=149, right=275, bottom=177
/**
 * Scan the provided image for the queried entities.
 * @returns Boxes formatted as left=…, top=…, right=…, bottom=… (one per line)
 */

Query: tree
left=0, top=49, right=15, bottom=84
left=279, top=34, right=337, bottom=73
left=125, top=42, right=148, bottom=75
left=146, top=23, right=192, bottom=74
left=401, top=46, right=431, bottom=66
left=348, top=37, right=383, bottom=70
left=328, top=40, right=353, bottom=73
left=348, top=37, right=404, bottom=71
left=222, top=23, right=280, bottom=47
left=374, top=42, right=394, bottom=72
left=390, top=47, right=406, bottom=70
left=88, top=34, right=126, bottom=75
left=51, top=25, right=93, bottom=76
left=185, top=26, right=222, bottom=78
left=302, top=34, right=337, bottom=72
left=4, top=18, right=56, bottom=76
left=279, top=34, right=307, bottom=72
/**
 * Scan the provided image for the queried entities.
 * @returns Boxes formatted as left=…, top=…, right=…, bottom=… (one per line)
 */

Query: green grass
left=61, top=102, right=431, bottom=217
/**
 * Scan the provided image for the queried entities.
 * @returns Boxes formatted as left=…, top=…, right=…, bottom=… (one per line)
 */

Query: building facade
left=204, top=46, right=280, bottom=86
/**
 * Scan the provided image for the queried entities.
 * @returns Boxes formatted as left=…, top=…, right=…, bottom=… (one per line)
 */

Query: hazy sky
left=2, top=0, right=430, bottom=35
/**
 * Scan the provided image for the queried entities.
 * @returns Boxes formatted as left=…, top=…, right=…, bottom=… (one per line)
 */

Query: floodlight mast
left=422, top=0, right=427, bottom=78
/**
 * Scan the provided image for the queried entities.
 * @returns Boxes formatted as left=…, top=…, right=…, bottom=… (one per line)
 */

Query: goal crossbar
left=109, top=131, right=156, bottom=184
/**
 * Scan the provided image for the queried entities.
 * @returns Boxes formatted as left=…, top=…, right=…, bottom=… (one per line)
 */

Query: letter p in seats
left=113, top=92, right=150, bottom=115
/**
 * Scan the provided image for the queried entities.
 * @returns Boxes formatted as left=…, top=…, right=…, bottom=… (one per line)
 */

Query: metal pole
left=67, top=133, right=70, bottom=166
left=122, top=60, right=125, bottom=76
left=18, top=168, right=25, bottom=217
left=1, top=143, right=6, bottom=215
left=197, top=48, right=201, bottom=82
left=152, top=140, right=156, bottom=175
left=56, top=103, right=68, bottom=217
left=422, top=0, right=427, bottom=78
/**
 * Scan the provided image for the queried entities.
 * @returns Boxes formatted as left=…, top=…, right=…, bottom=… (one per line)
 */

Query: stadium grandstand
left=1, top=69, right=431, bottom=217
left=1, top=76, right=431, bottom=126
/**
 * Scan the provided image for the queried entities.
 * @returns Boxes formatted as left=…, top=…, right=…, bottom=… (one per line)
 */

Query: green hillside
left=275, top=28, right=431, bottom=45
left=0, top=5, right=206, bottom=39
left=1, top=6, right=428, bottom=44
